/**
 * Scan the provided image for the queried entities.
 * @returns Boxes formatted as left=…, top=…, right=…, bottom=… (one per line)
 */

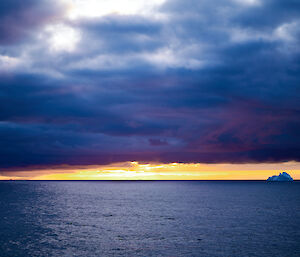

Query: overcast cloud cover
left=0, top=0, right=300, bottom=170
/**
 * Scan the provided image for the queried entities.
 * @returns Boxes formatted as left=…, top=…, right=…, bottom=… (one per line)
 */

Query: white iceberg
left=267, top=172, right=293, bottom=181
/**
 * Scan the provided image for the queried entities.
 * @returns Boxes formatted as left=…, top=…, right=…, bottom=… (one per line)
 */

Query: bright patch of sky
left=63, top=0, right=165, bottom=19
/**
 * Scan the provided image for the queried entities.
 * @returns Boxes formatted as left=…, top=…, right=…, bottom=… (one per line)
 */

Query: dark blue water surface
left=0, top=181, right=299, bottom=257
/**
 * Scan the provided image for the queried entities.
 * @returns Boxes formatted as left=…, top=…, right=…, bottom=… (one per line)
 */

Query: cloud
left=0, top=0, right=65, bottom=45
left=0, top=0, right=300, bottom=170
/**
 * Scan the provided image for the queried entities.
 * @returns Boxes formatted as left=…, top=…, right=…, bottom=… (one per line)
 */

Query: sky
left=0, top=0, right=300, bottom=180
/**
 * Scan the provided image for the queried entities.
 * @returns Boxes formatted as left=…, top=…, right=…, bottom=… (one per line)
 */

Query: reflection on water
left=0, top=181, right=299, bottom=256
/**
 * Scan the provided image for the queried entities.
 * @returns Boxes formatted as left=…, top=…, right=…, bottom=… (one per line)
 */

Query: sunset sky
left=1, top=0, right=300, bottom=180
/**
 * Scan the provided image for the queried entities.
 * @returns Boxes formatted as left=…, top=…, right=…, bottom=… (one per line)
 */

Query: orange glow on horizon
left=1, top=161, right=300, bottom=180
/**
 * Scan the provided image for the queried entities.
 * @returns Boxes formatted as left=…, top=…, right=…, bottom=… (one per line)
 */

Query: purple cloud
left=0, top=0, right=300, bottom=170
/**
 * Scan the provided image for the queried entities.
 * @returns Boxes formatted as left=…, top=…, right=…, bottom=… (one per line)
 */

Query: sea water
left=0, top=181, right=299, bottom=256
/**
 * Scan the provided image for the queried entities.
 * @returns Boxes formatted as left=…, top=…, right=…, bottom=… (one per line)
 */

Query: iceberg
left=267, top=172, right=293, bottom=181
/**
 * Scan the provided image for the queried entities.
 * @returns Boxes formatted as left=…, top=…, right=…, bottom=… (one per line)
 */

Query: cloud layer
left=1, top=0, right=300, bottom=170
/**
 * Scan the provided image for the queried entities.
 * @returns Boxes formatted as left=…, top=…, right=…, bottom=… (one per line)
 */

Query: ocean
left=0, top=181, right=299, bottom=256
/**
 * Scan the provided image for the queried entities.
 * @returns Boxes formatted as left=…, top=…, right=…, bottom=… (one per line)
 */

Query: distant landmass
left=267, top=172, right=293, bottom=181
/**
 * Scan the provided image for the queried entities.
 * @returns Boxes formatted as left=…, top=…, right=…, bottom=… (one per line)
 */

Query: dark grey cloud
left=0, top=0, right=65, bottom=45
left=79, top=15, right=163, bottom=54
left=0, top=0, right=300, bottom=170
left=233, top=0, right=300, bottom=29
